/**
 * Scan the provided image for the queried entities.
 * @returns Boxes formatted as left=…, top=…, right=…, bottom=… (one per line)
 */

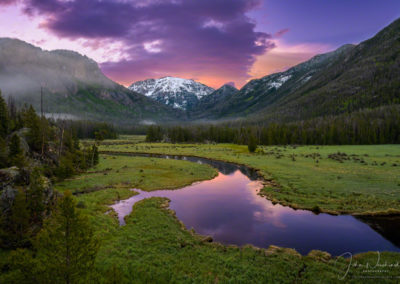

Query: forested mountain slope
left=0, top=38, right=182, bottom=124
left=189, top=84, right=238, bottom=119
left=195, top=18, right=400, bottom=123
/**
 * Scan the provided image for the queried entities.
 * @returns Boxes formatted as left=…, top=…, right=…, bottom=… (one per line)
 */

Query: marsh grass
left=2, top=149, right=397, bottom=283
left=73, top=172, right=400, bottom=283
left=98, top=137, right=400, bottom=214
left=51, top=140, right=400, bottom=282
left=55, top=155, right=217, bottom=194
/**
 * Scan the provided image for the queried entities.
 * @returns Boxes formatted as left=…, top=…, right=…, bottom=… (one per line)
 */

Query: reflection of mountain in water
left=356, top=215, right=400, bottom=247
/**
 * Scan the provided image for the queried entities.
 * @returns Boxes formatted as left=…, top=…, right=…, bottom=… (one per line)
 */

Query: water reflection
left=110, top=154, right=400, bottom=255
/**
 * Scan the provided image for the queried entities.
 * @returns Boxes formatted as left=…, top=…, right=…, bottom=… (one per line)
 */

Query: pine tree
left=8, top=134, right=25, bottom=168
left=24, top=105, right=42, bottom=151
left=0, top=189, right=31, bottom=249
left=26, top=169, right=46, bottom=226
left=248, top=135, right=257, bottom=153
left=56, top=154, right=76, bottom=180
left=146, top=125, right=155, bottom=142
left=92, top=144, right=99, bottom=166
left=0, top=137, right=7, bottom=168
left=0, top=90, right=9, bottom=138
left=34, top=191, right=99, bottom=284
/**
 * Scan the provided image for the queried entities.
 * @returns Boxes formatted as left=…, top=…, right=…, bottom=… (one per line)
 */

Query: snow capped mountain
left=129, top=76, right=215, bottom=110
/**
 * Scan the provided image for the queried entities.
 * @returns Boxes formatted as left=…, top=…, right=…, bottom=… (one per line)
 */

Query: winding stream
left=110, top=153, right=400, bottom=255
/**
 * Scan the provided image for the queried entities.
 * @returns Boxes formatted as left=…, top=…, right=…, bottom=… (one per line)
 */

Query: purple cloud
left=274, top=28, right=289, bottom=38
left=0, top=0, right=17, bottom=5
left=7, top=0, right=274, bottom=87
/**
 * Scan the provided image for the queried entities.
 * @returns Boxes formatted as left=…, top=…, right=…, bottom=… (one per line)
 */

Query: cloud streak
left=3, top=0, right=273, bottom=87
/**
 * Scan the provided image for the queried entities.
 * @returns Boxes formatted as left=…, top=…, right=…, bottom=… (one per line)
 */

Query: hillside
left=194, top=44, right=355, bottom=120
left=0, top=38, right=181, bottom=124
left=188, top=84, right=238, bottom=119
left=1, top=18, right=399, bottom=125
left=267, top=17, right=400, bottom=122
left=194, top=18, right=400, bottom=122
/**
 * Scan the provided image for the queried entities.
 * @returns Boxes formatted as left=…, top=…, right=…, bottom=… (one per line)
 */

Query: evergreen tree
left=24, top=106, right=42, bottom=151
left=248, top=135, right=257, bottom=153
left=0, top=137, right=7, bottom=168
left=34, top=191, right=99, bottom=284
left=94, top=130, right=105, bottom=142
left=55, top=154, right=76, bottom=180
left=0, top=91, right=9, bottom=138
left=26, top=169, right=47, bottom=226
left=8, top=134, right=25, bottom=168
left=146, top=125, right=155, bottom=142
left=0, top=189, right=31, bottom=249
left=91, top=144, right=99, bottom=166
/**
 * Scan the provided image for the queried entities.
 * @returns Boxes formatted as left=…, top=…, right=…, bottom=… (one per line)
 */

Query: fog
left=0, top=38, right=114, bottom=102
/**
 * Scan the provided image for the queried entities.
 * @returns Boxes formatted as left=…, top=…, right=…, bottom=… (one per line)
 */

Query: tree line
left=146, top=105, right=400, bottom=145
left=66, top=120, right=118, bottom=140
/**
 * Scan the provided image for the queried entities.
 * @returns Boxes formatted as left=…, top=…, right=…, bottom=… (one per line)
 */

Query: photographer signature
left=335, top=251, right=400, bottom=280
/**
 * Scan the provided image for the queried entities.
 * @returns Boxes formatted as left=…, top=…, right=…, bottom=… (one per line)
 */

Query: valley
left=0, top=5, right=399, bottom=283
left=50, top=136, right=400, bottom=282
left=99, top=138, right=400, bottom=215
left=1, top=18, right=398, bottom=126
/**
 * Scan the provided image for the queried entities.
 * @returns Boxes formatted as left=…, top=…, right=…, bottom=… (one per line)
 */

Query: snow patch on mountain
left=267, top=75, right=292, bottom=89
left=129, top=76, right=214, bottom=110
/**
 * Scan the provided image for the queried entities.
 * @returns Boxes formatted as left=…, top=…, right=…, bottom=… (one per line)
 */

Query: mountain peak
left=129, top=76, right=214, bottom=110
left=220, top=84, right=238, bottom=91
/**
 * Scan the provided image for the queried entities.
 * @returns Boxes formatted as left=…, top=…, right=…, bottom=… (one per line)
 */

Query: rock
left=0, top=185, right=18, bottom=214
left=0, top=167, right=19, bottom=190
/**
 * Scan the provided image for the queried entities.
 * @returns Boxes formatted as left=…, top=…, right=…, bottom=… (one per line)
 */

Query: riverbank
left=97, top=139, right=400, bottom=215
left=56, top=154, right=217, bottom=194
left=54, top=153, right=400, bottom=282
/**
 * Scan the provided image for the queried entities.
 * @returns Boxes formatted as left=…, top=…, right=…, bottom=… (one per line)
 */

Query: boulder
left=0, top=185, right=18, bottom=214
left=0, top=167, right=19, bottom=190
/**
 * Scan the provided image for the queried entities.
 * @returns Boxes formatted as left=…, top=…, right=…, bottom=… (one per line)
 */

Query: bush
left=311, top=205, right=321, bottom=214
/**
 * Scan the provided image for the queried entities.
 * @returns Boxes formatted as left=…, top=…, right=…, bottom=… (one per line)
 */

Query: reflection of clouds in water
left=109, top=155, right=400, bottom=255
left=246, top=181, right=307, bottom=228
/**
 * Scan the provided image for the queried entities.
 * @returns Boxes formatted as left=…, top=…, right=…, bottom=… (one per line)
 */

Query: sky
left=0, top=0, right=399, bottom=89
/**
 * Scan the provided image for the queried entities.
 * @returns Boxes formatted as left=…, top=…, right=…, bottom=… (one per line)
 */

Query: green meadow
left=55, top=154, right=217, bottom=194
left=49, top=151, right=400, bottom=282
left=99, top=138, right=400, bottom=215
left=4, top=136, right=398, bottom=282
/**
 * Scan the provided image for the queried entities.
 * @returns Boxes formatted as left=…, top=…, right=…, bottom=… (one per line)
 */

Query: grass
left=94, top=197, right=305, bottom=283
left=81, top=135, right=146, bottom=146
left=55, top=154, right=217, bottom=194
left=54, top=155, right=306, bottom=282
left=3, top=150, right=399, bottom=283
left=3, top=140, right=400, bottom=282
left=98, top=137, right=400, bottom=215
left=61, top=153, right=400, bottom=282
